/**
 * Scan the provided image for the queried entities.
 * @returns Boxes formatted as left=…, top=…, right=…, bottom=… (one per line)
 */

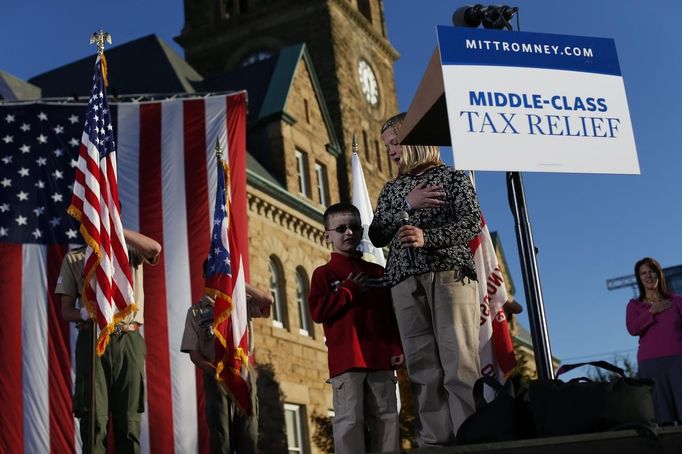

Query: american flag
left=69, top=53, right=135, bottom=355
left=0, top=91, right=248, bottom=453
left=205, top=145, right=252, bottom=414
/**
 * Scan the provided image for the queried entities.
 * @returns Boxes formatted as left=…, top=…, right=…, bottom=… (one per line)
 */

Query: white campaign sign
left=438, top=26, right=639, bottom=174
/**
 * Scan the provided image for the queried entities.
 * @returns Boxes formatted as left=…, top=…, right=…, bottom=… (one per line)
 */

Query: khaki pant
left=329, top=370, right=400, bottom=454
left=391, top=271, right=480, bottom=447
left=74, top=326, right=146, bottom=454
left=203, top=371, right=258, bottom=454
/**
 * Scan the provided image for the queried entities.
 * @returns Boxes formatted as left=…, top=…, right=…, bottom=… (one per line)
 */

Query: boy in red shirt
left=308, top=203, right=403, bottom=454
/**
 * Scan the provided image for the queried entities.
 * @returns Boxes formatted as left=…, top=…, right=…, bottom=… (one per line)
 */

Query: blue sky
left=2, top=0, right=680, bottom=371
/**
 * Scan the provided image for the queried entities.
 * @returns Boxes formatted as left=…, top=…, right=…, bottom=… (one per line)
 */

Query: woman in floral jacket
left=369, top=113, right=482, bottom=447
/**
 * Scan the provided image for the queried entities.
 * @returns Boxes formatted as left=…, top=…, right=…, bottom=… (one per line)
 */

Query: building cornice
left=247, top=168, right=326, bottom=246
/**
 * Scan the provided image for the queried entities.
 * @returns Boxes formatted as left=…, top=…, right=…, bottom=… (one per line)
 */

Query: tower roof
left=29, top=34, right=202, bottom=98
left=198, top=43, right=340, bottom=155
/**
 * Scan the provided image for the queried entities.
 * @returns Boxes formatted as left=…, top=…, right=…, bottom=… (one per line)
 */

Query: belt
left=76, top=321, right=140, bottom=333
left=112, top=322, right=140, bottom=335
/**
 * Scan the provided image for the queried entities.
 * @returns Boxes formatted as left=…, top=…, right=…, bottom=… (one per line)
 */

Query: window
left=284, top=403, right=308, bottom=454
left=358, top=0, right=372, bottom=23
left=374, top=139, right=382, bottom=172
left=314, top=162, right=329, bottom=206
left=362, top=130, right=371, bottom=162
left=269, top=256, right=288, bottom=329
left=239, top=50, right=274, bottom=67
left=304, top=99, right=310, bottom=123
left=296, top=268, right=313, bottom=337
left=295, top=149, right=310, bottom=197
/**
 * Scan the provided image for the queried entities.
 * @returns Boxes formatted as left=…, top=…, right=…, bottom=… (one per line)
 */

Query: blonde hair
left=381, top=113, right=443, bottom=176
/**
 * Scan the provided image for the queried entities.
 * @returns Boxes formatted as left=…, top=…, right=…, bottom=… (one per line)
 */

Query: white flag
left=352, top=152, right=385, bottom=266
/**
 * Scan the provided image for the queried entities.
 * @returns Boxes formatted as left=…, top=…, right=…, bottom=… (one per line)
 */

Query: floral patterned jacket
left=369, top=165, right=481, bottom=286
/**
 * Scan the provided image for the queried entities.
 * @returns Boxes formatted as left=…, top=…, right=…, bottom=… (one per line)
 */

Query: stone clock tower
left=176, top=0, right=400, bottom=201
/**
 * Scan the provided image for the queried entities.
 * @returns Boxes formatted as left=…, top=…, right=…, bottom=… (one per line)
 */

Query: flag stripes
left=0, top=91, right=246, bottom=453
left=0, top=244, right=24, bottom=452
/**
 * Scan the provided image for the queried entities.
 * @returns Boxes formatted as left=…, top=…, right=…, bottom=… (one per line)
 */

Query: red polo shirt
left=308, top=252, right=403, bottom=378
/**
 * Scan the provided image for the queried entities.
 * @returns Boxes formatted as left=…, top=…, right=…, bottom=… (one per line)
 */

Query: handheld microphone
left=397, top=210, right=417, bottom=268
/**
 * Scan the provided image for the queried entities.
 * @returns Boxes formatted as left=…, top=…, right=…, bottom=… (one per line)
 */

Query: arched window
left=239, top=50, right=274, bottom=67
left=295, top=267, right=313, bottom=337
left=269, top=256, right=288, bottom=329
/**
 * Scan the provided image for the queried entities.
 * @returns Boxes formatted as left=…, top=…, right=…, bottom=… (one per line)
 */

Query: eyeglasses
left=326, top=224, right=363, bottom=234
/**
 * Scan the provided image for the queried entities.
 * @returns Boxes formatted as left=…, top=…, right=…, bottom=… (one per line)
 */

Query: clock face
left=358, top=60, right=379, bottom=106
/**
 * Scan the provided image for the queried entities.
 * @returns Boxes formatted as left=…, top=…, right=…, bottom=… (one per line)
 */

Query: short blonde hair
left=381, top=113, right=443, bottom=176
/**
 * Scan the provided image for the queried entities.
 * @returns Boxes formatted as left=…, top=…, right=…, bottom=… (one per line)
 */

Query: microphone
left=397, top=210, right=417, bottom=268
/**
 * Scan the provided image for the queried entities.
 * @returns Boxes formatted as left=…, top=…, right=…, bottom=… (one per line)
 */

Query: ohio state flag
left=470, top=214, right=516, bottom=386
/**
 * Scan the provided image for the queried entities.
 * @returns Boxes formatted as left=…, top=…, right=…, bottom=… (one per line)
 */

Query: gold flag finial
left=352, top=134, right=358, bottom=154
left=214, top=137, right=223, bottom=159
left=89, top=30, right=111, bottom=55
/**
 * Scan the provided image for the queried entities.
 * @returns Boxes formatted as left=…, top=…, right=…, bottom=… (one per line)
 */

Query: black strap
left=556, top=360, right=625, bottom=378
left=472, top=376, right=507, bottom=410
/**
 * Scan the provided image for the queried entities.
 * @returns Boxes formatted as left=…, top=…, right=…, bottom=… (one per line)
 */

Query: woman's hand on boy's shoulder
left=344, top=272, right=370, bottom=293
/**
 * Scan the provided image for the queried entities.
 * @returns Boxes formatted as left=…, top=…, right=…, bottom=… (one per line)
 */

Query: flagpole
left=86, top=29, right=112, bottom=454
left=213, top=137, right=237, bottom=451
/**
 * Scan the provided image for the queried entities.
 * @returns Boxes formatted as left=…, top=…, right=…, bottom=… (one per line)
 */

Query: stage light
left=452, top=4, right=485, bottom=28
left=452, top=5, right=518, bottom=29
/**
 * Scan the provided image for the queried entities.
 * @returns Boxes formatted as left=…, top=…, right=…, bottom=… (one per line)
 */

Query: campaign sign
left=437, top=26, right=639, bottom=174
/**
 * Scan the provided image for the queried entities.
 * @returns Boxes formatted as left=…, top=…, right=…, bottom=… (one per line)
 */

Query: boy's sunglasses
left=327, top=224, right=363, bottom=234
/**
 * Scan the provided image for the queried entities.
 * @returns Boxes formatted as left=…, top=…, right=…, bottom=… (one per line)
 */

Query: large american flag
left=69, top=53, right=136, bottom=355
left=0, top=91, right=248, bottom=453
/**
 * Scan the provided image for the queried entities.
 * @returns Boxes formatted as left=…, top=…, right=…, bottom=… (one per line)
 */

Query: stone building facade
left=177, top=2, right=405, bottom=451
left=177, top=0, right=399, bottom=203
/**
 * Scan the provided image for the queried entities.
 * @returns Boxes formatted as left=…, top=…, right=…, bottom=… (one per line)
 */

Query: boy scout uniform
left=55, top=246, right=147, bottom=454
left=180, top=295, right=259, bottom=454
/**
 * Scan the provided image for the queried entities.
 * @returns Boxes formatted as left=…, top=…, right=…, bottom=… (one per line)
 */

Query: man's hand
left=406, top=182, right=445, bottom=209
left=123, top=228, right=162, bottom=264
left=398, top=225, right=424, bottom=248
left=189, top=351, right=216, bottom=375
left=246, top=283, right=274, bottom=318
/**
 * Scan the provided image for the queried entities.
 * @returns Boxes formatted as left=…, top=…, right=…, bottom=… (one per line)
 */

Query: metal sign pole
left=507, top=172, right=554, bottom=379
left=453, top=5, right=555, bottom=380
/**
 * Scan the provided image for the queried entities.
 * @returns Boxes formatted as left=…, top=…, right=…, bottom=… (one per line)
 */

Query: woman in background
left=626, top=257, right=682, bottom=425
